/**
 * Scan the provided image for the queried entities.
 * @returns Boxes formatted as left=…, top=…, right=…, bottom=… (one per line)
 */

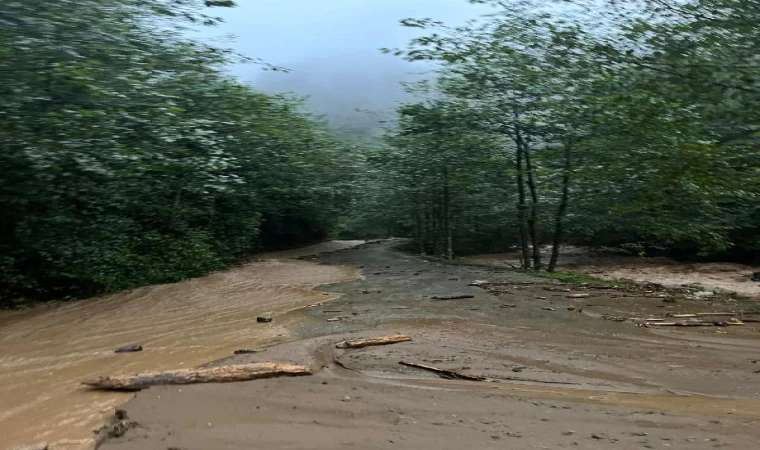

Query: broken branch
left=336, top=335, right=412, bottom=349
left=399, top=361, right=486, bottom=381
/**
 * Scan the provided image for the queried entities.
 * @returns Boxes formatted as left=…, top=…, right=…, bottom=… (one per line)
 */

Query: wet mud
left=98, top=242, right=760, bottom=450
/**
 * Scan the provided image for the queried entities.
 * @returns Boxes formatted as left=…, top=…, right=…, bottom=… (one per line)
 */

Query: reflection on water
left=0, top=241, right=362, bottom=450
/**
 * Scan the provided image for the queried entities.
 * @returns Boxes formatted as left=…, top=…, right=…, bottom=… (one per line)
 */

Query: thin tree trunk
left=414, top=203, right=425, bottom=254
left=522, top=141, right=542, bottom=269
left=548, top=144, right=571, bottom=272
left=515, top=138, right=532, bottom=269
left=443, top=166, right=453, bottom=260
left=425, top=206, right=432, bottom=254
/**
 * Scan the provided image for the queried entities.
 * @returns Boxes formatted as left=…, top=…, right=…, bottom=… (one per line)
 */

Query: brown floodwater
left=0, top=241, right=363, bottom=450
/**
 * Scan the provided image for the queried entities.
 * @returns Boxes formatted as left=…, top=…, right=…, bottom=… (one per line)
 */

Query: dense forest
left=0, top=0, right=356, bottom=302
left=0, top=0, right=757, bottom=304
left=355, top=0, right=759, bottom=269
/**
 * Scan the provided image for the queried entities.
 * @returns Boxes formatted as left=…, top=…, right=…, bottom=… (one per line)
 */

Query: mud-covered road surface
left=100, top=241, right=760, bottom=450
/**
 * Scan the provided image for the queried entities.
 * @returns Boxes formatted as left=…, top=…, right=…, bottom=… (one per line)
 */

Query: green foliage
left=0, top=0, right=355, bottom=303
left=350, top=0, right=759, bottom=265
left=518, top=270, right=625, bottom=288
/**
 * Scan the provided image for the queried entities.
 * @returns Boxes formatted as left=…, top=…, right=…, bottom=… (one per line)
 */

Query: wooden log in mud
left=399, top=361, right=486, bottom=381
left=114, top=344, right=142, bottom=353
left=83, top=363, right=312, bottom=391
left=431, top=293, right=475, bottom=300
left=336, top=334, right=412, bottom=349
left=668, top=312, right=737, bottom=318
left=646, top=320, right=744, bottom=327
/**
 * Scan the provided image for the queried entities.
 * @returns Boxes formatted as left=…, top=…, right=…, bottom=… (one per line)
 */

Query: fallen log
left=431, top=293, right=475, bottom=300
left=83, top=363, right=311, bottom=391
left=646, top=320, right=744, bottom=327
left=669, top=312, right=737, bottom=318
left=114, top=344, right=142, bottom=353
left=399, top=361, right=486, bottom=381
left=336, top=334, right=412, bottom=349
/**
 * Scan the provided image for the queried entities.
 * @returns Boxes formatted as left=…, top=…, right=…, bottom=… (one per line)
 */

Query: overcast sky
left=201, top=0, right=491, bottom=128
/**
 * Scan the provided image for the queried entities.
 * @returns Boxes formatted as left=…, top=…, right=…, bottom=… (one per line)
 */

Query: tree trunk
left=523, top=142, right=542, bottom=269
left=515, top=139, right=532, bottom=269
left=548, top=144, right=571, bottom=272
left=414, top=204, right=425, bottom=254
left=443, top=166, right=453, bottom=260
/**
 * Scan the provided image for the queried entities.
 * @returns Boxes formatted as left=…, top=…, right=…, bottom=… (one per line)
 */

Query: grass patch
left=517, top=269, right=625, bottom=287
left=398, top=247, right=625, bottom=287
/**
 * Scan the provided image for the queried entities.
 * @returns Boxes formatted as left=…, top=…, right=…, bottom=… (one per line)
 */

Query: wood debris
left=83, top=363, right=312, bottom=391
left=114, top=344, right=142, bottom=353
left=431, top=293, right=475, bottom=300
left=336, top=335, right=412, bottom=349
left=399, top=361, right=486, bottom=381
left=667, top=312, right=737, bottom=318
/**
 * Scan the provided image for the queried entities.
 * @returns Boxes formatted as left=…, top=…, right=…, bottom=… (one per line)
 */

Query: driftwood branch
left=83, top=363, right=311, bottom=391
left=431, top=293, right=475, bottom=300
left=336, top=335, right=412, bottom=349
left=399, top=361, right=486, bottom=381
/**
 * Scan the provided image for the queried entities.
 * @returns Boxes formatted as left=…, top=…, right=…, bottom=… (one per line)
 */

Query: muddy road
left=0, top=241, right=363, bottom=450
left=101, top=241, right=760, bottom=450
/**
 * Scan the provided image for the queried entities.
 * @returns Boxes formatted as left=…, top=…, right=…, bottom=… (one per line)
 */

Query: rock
left=567, top=294, right=589, bottom=298
left=751, top=272, right=760, bottom=282
left=591, top=433, right=609, bottom=440
left=114, top=344, right=142, bottom=353
left=562, top=431, right=576, bottom=436
left=256, top=317, right=272, bottom=323
left=567, top=306, right=576, bottom=311
left=468, top=280, right=489, bottom=286
left=542, top=307, right=556, bottom=311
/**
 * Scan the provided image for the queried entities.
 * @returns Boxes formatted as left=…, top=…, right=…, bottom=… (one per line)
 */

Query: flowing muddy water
left=0, top=241, right=364, bottom=450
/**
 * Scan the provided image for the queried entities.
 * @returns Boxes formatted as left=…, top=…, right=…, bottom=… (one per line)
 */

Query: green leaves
left=365, top=0, right=759, bottom=262
left=0, top=0, right=356, bottom=303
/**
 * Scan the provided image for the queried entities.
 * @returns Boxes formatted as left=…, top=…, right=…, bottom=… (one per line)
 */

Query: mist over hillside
left=200, top=0, right=489, bottom=137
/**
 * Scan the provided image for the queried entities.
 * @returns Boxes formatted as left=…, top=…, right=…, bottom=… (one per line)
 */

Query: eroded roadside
left=100, top=242, right=760, bottom=450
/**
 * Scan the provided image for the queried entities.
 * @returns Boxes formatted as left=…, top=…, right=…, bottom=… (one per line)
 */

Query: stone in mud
left=256, top=317, right=273, bottom=323
left=114, top=344, right=142, bottom=353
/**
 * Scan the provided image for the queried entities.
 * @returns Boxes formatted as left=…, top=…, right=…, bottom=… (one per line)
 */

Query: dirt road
left=99, top=242, right=760, bottom=450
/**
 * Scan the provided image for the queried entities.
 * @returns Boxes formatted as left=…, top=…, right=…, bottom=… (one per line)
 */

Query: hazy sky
left=202, top=0, right=490, bottom=127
